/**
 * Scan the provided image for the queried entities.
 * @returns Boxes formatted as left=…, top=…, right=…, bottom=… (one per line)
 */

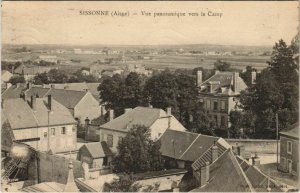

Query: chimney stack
left=27, top=82, right=32, bottom=90
left=200, top=162, right=210, bottom=186
left=212, top=143, right=219, bottom=162
left=196, top=70, right=203, bottom=87
left=101, top=106, right=106, bottom=116
left=109, top=109, right=114, bottom=121
left=20, top=92, right=26, bottom=101
left=238, top=145, right=245, bottom=158
left=30, top=95, right=36, bottom=110
left=251, top=71, right=256, bottom=85
left=11, top=66, right=15, bottom=74
left=48, top=95, right=52, bottom=111
left=167, top=107, right=172, bottom=116
left=50, top=84, right=55, bottom=89
left=233, top=72, right=239, bottom=92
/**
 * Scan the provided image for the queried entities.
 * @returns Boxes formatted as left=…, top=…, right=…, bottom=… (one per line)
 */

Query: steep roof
left=47, top=89, right=87, bottom=109
left=26, top=87, right=51, bottom=98
left=199, top=71, right=247, bottom=95
left=2, top=97, right=76, bottom=130
left=100, top=107, right=167, bottom=132
left=280, top=123, right=299, bottom=139
left=80, top=141, right=112, bottom=159
left=191, top=150, right=253, bottom=192
left=159, top=130, right=227, bottom=162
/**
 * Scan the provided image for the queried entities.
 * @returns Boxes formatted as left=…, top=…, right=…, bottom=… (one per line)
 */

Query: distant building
left=124, top=63, right=152, bottom=76
left=78, top=141, right=113, bottom=174
left=1, top=70, right=13, bottom=83
left=85, top=107, right=186, bottom=152
left=197, top=70, right=249, bottom=129
left=2, top=96, right=77, bottom=153
left=13, top=64, right=58, bottom=81
left=279, top=123, right=299, bottom=176
left=89, top=64, right=103, bottom=78
left=81, top=69, right=90, bottom=76
left=36, top=55, right=58, bottom=64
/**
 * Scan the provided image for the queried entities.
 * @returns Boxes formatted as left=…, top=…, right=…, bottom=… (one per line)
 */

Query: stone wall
left=226, top=139, right=279, bottom=154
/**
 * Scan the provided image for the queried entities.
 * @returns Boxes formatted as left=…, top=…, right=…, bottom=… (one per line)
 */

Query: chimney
left=252, top=153, right=260, bottom=167
left=101, top=106, right=106, bottom=116
left=20, top=92, right=26, bottom=101
left=212, top=143, right=219, bottom=162
left=27, top=82, right=32, bottom=89
left=11, top=66, right=15, bottom=74
left=85, top=117, right=90, bottom=126
left=200, top=162, right=210, bottom=186
left=50, top=84, right=55, bottom=89
left=189, top=114, right=193, bottom=122
left=30, top=95, right=36, bottom=110
left=48, top=95, right=52, bottom=111
left=109, top=109, right=114, bottom=121
left=124, top=108, right=132, bottom=114
left=215, top=70, right=220, bottom=74
left=167, top=107, right=172, bottom=116
left=196, top=70, right=203, bottom=87
left=6, top=83, right=12, bottom=89
left=251, top=71, right=256, bottom=85
left=233, top=72, right=239, bottom=92
left=16, top=83, right=21, bottom=88
left=238, top=145, right=245, bottom=158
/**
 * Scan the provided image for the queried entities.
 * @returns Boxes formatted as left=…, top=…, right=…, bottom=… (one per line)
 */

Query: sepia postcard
left=1, top=1, right=299, bottom=192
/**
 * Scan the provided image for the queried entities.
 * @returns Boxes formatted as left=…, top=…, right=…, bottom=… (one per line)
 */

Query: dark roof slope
left=100, top=107, right=167, bottom=132
left=2, top=84, right=27, bottom=99
left=280, top=123, right=299, bottom=139
left=191, top=150, right=253, bottom=192
left=80, top=141, right=112, bottom=158
left=26, top=87, right=51, bottom=98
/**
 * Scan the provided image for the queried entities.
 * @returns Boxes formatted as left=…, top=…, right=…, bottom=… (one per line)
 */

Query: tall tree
left=8, top=76, right=25, bottom=85
left=214, top=60, right=231, bottom=71
left=112, top=125, right=164, bottom=173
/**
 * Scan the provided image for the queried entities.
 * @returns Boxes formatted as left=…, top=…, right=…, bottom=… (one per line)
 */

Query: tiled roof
left=100, top=107, right=167, bottom=132
left=1, top=84, right=27, bottom=99
left=159, top=130, right=228, bottom=162
left=280, top=123, right=299, bottom=139
left=26, top=87, right=51, bottom=98
left=2, top=97, right=76, bottom=130
left=199, top=72, right=247, bottom=95
left=80, top=141, right=112, bottom=158
left=191, top=150, right=253, bottom=192
left=47, top=89, right=87, bottom=109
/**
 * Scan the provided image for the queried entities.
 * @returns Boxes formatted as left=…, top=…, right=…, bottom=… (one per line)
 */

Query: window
left=51, top=128, right=55, bottom=136
left=221, top=116, right=226, bottom=127
left=118, top=136, right=123, bottom=144
left=61, top=127, right=66, bottom=135
left=221, top=101, right=226, bottom=111
left=287, top=141, right=292, bottom=154
left=44, top=132, right=48, bottom=138
left=107, top=134, right=113, bottom=147
left=213, top=101, right=218, bottom=111
left=103, top=157, right=108, bottom=166
left=72, top=127, right=76, bottom=132
left=214, top=116, right=218, bottom=126
left=206, top=99, right=211, bottom=110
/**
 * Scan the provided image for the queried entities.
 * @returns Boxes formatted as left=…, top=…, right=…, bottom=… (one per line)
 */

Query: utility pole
left=276, top=113, right=279, bottom=170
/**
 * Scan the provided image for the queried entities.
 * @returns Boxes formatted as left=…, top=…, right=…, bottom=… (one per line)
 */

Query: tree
left=47, top=69, right=69, bottom=83
left=144, top=70, right=179, bottom=117
left=33, top=72, right=49, bottom=85
left=8, top=76, right=25, bottom=85
left=214, top=60, right=231, bottom=71
left=112, top=125, right=164, bottom=173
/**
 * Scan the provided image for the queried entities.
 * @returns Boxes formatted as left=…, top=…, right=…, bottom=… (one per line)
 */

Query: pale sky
left=2, top=1, right=299, bottom=46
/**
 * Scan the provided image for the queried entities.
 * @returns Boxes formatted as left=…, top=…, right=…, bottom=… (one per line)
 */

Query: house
left=197, top=70, right=249, bottom=129
left=191, top=149, right=285, bottom=192
left=279, top=123, right=299, bottom=176
left=85, top=107, right=186, bottom=152
left=90, top=64, right=103, bottom=78
left=13, top=64, right=58, bottom=81
left=1, top=70, right=13, bottom=83
left=159, top=129, right=230, bottom=169
left=26, top=85, right=102, bottom=123
left=124, top=63, right=153, bottom=76
left=78, top=141, right=113, bottom=174
left=81, top=69, right=90, bottom=76
left=2, top=95, right=77, bottom=153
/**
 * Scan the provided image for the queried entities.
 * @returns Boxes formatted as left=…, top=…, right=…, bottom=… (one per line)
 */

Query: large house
left=1, top=95, right=77, bottom=153
left=279, top=123, right=299, bottom=176
left=197, top=70, right=251, bottom=129
left=85, top=106, right=186, bottom=152
left=2, top=84, right=103, bottom=123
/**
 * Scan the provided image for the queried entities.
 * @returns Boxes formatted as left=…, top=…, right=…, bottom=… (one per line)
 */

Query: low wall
left=226, top=139, right=279, bottom=154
